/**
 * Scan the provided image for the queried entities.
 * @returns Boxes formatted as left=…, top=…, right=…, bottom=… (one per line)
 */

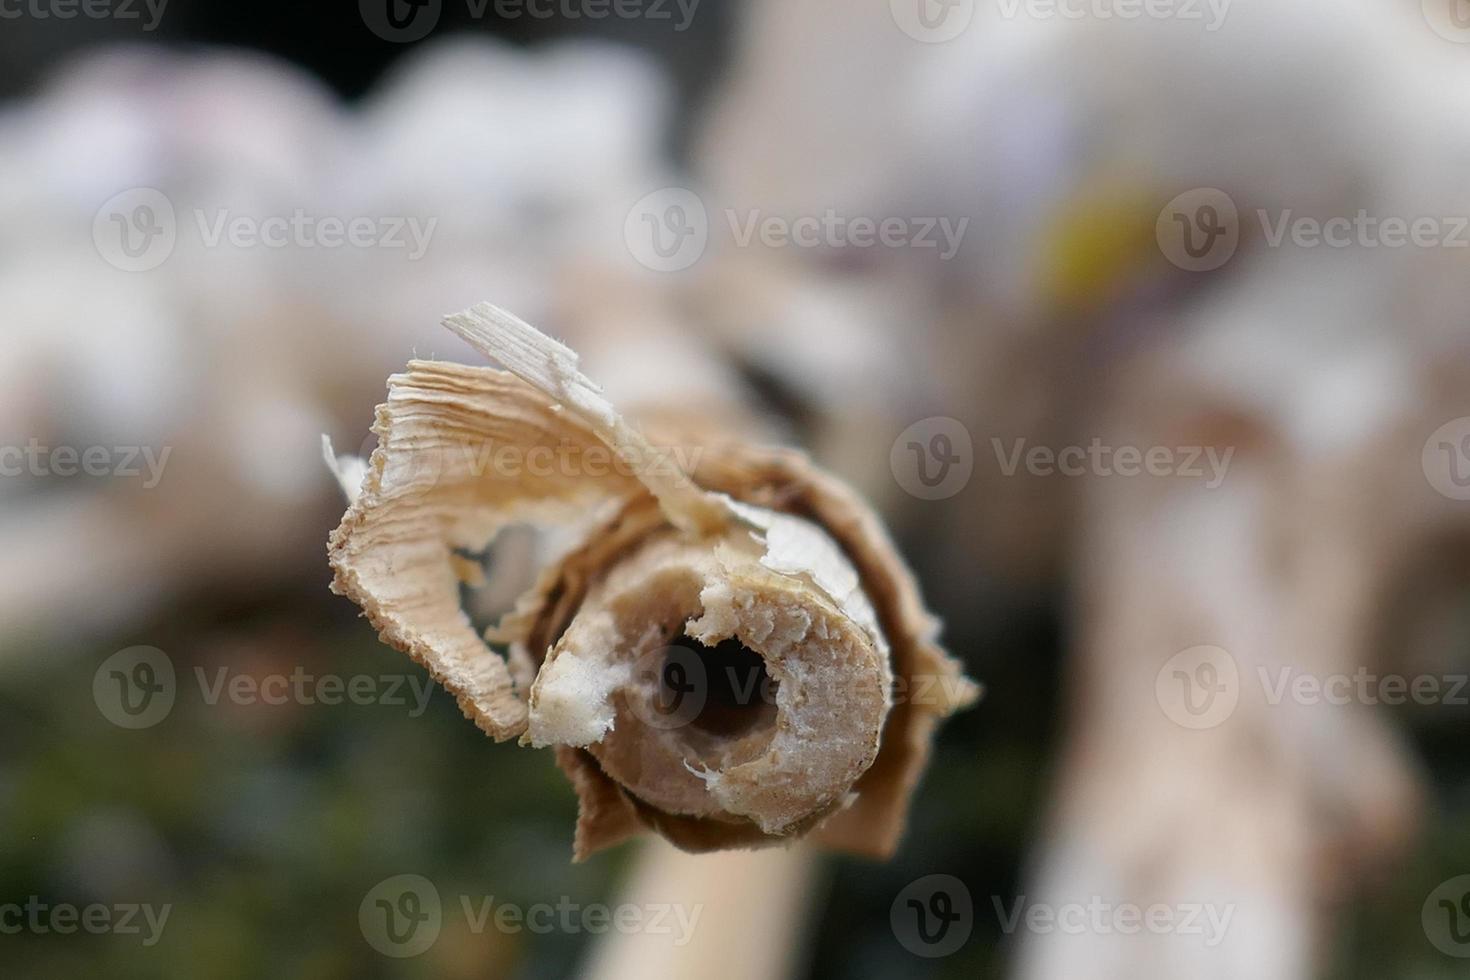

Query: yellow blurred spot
left=1036, top=186, right=1159, bottom=316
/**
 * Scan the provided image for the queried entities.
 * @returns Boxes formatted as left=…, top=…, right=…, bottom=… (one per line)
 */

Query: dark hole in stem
left=661, top=637, right=778, bottom=739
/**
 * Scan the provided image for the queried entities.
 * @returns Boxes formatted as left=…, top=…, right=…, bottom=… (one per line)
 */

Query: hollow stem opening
left=661, top=636, right=778, bottom=739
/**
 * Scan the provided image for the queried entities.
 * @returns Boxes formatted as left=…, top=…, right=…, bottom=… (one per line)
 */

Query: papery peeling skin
left=328, top=303, right=980, bottom=859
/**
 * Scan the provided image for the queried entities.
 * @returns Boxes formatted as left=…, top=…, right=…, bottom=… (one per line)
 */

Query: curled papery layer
left=329, top=303, right=980, bottom=859
left=327, top=359, right=646, bottom=739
